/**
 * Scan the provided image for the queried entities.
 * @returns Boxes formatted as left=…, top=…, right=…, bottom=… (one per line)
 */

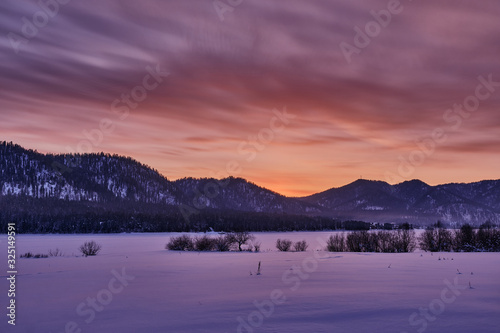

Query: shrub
left=48, top=248, right=63, bottom=257
left=166, top=235, right=194, bottom=251
left=294, top=240, right=308, bottom=252
left=21, top=252, right=48, bottom=258
left=79, top=241, right=102, bottom=256
left=214, top=235, right=233, bottom=252
left=253, top=242, right=261, bottom=253
left=194, top=236, right=216, bottom=251
left=227, top=232, right=255, bottom=251
left=276, top=238, right=293, bottom=252
left=326, top=233, right=345, bottom=252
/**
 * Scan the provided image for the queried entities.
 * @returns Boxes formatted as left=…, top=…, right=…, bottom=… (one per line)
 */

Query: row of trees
left=166, top=234, right=310, bottom=253
left=326, top=229, right=416, bottom=253
left=0, top=196, right=364, bottom=233
left=166, top=232, right=259, bottom=252
left=165, top=226, right=500, bottom=253
left=419, top=224, right=500, bottom=252
left=324, top=223, right=500, bottom=253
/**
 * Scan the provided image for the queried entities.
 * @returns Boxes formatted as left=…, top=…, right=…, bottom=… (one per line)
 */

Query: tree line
left=0, top=196, right=370, bottom=233
left=419, top=222, right=500, bottom=252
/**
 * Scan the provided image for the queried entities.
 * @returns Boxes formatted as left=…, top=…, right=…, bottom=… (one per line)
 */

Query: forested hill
left=0, top=141, right=179, bottom=204
left=0, top=141, right=331, bottom=233
left=1, top=141, right=499, bottom=233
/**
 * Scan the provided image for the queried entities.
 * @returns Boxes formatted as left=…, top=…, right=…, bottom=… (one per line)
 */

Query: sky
left=1, top=0, right=499, bottom=197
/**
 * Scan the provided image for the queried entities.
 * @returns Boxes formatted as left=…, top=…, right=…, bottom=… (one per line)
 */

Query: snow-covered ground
left=0, top=232, right=499, bottom=333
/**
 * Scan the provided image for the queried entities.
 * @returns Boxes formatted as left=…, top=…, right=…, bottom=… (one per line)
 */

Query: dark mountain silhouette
left=1, top=141, right=499, bottom=231
left=173, top=177, right=321, bottom=215
left=300, top=179, right=500, bottom=225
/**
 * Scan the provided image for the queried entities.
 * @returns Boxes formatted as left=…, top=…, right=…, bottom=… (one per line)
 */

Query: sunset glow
left=2, top=0, right=499, bottom=196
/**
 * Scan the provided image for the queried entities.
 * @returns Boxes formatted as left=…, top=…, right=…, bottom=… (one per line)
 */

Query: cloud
left=1, top=0, right=499, bottom=195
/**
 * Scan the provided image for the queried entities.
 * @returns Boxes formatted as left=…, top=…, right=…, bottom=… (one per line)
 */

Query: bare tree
left=326, top=233, right=346, bottom=252
left=227, top=232, right=255, bottom=251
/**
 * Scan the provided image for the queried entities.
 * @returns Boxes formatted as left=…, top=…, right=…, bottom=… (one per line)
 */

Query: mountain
left=173, top=177, right=321, bottom=215
left=0, top=141, right=321, bottom=215
left=0, top=141, right=179, bottom=204
left=300, top=179, right=500, bottom=225
left=1, top=141, right=499, bottom=229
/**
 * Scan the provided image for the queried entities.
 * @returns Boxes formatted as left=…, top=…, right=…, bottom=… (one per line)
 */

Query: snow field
left=0, top=232, right=498, bottom=333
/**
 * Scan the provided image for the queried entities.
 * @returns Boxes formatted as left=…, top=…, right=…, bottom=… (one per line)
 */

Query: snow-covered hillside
left=2, top=141, right=500, bottom=226
left=0, top=141, right=178, bottom=204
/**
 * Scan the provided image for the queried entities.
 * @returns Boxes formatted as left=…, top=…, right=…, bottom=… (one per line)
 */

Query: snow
left=2, top=183, right=22, bottom=196
left=0, top=232, right=499, bottom=333
left=363, top=206, right=385, bottom=211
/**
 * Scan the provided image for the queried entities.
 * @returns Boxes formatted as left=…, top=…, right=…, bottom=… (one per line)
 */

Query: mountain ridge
left=1, top=141, right=499, bottom=226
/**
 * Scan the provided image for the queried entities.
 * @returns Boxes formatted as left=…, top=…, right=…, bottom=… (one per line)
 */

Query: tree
left=453, top=224, right=476, bottom=252
left=419, top=228, right=436, bottom=252
left=227, top=232, right=255, bottom=251
left=395, top=228, right=416, bottom=253
left=346, top=231, right=375, bottom=252
left=419, top=225, right=452, bottom=252
left=376, top=231, right=394, bottom=253
left=326, top=233, right=346, bottom=252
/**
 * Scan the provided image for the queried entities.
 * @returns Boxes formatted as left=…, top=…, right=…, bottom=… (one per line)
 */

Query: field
left=1, top=232, right=499, bottom=333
